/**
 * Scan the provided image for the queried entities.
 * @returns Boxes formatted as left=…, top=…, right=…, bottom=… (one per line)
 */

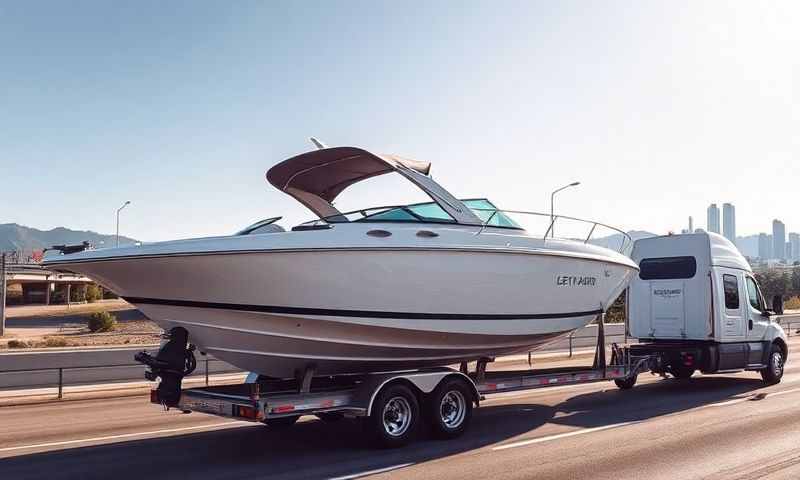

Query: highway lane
left=2, top=338, right=800, bottom=479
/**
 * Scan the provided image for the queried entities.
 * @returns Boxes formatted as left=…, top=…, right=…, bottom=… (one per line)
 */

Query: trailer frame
left=151, top=315, right=653, bottom=447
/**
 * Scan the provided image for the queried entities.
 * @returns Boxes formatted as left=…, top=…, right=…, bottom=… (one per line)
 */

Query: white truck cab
left=628, top=232, right=787, bottom=384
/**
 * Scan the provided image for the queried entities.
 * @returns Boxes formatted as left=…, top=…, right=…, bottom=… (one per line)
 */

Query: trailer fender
left=365, top=371, right=479, bottom=417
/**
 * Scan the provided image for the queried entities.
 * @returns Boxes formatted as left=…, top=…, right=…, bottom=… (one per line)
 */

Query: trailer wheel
left=614, top=375, right=637, bottom=390
left=366, top=384, right=419, bottom=448
left=263, top=415, right=300, bottom=428
left=761, top=344, right=784, bottom=385
left=426, top=378, right=473, bottom=439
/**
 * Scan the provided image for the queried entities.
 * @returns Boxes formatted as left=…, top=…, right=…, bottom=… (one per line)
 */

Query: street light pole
left=1, top=253, right=6, bottom=337
left=116, top=201, right=131, bottom=248
left=550, top=182, right=580, bottom=238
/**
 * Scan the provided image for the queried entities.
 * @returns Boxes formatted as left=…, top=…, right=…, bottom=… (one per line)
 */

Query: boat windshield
left=305, top=198, right=523, bottom=228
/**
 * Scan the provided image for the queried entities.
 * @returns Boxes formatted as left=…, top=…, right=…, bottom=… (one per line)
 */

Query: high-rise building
left=707, top=204, right=720, bottom=234
left=759, top=233, right=771, bottom=259
left=787, top=242, right=793, bottom=262
left=722, top=203, right=736, bottom=244
left=689, top=216, right=694, bottom=233
left=773, top=220, right=786, bottom=260
left=790, top=233, right=800, bottom=262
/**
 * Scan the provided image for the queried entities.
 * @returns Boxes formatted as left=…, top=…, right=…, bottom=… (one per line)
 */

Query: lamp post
left=116, top=201, right=131, bottom=248
left=550, top=182, right=580, bottom=237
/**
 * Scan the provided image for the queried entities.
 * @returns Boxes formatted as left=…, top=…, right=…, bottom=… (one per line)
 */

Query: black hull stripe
left=123, top=296, right=603, bottom=321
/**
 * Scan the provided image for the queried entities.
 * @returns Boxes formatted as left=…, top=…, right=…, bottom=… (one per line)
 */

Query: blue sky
left=2, top=1, right=798, bottom=241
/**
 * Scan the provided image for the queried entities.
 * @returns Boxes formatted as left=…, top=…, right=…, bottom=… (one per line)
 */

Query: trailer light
left=273, top=404, right=295, bottom=414
left=236, top=405, right=260, bottom=420
left=682, top=353, right=694, bottom=366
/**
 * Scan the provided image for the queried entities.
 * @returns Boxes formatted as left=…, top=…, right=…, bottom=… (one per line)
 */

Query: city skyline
left=702, top=202, right=797, bottom=262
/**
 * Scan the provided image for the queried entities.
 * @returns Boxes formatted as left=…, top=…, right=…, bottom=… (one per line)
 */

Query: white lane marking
left=492, top=421, right=638, bottom=451
left=702, top=386, right=800, bottom=409
left=0, top=421, right=252, bottom=453
left=328, top=463, right=415, bottom=480
left=761, top=386, right=800, bottom=398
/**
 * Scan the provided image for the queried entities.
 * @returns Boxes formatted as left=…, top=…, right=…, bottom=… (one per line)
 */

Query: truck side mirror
left=772, top=295, right=784, bottom=315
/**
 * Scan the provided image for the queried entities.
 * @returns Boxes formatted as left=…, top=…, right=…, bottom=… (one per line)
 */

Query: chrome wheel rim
left=772, top=352, right=784, bottom=377
left=382, top=396, right=412, bottom=437
left=440, top=390, right=466, bottom=429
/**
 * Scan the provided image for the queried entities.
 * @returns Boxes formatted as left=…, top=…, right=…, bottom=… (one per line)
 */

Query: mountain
left=0, top=223, right=137, bottom=256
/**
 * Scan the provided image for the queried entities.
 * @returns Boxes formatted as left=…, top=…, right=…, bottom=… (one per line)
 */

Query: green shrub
left=7, top=340, right=29, bottom=349
left=88, top=311, right=117, bottom=332
left=85, top=284, right=102, bottom=303
left=785, top=296, right=800, bottom=310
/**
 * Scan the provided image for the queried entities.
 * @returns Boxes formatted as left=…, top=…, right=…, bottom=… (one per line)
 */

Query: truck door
left=745, top=275, right=769, bottom=341
left=720, top=272, right=745, bottom=339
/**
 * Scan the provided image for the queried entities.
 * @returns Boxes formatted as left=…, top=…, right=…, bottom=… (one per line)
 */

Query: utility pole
left=1, top=253, right=6, bottom=337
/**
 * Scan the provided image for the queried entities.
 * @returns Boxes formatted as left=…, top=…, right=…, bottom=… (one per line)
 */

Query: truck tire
left=426, top=378, right=473, bottom=440
left=263, top=415, right=300, bottom=428
left=670, top=366, right=694, bottom=379
left=761, top=344, right=785, bottom=385
left=365, top=384, right=420, bottom=448
left=615, top=375, right=637, bottom=390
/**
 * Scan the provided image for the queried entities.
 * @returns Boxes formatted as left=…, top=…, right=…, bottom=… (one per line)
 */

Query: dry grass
left=785, top=296, right=800, bottom=310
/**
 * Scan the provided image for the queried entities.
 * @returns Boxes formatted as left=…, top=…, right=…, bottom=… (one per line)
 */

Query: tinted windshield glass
left=639, top=256, right=697, bottom=280
left=461, top=199, right=522, bottom=228
left=357, top=203, right=455, bottom=223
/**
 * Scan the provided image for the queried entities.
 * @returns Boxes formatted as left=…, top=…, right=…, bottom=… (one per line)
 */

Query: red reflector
left=237, top=405, right=259, bottom=419
left=150, top=389, right=159, bottom=404
left=274, top=405, right=295, bottom=413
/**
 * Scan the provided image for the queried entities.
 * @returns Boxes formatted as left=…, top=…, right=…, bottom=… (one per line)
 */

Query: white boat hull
left=53, top=247, right=635, bottom=377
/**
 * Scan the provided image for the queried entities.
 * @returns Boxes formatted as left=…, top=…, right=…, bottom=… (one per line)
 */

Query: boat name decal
left=556, top=275, right=597, bottom=287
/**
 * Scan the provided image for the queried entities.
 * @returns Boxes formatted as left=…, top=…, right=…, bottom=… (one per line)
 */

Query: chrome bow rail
left=474, top=208, right=633, bottom=255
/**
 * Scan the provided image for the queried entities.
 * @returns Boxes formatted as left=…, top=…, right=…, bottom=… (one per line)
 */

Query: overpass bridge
left=3, top=263, right=95, bottom=305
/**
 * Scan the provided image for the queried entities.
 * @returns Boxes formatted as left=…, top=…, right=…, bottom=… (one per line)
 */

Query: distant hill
left=589, top=230, right=658, bottom=252
left=0, top=223, right=137, bottom=257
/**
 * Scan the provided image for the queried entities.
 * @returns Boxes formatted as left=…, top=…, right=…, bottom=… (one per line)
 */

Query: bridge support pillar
left=45, top=282, right=52, bottom=305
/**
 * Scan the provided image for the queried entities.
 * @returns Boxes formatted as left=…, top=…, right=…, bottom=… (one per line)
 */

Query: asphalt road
left=3, top=338, right=800, bottom=480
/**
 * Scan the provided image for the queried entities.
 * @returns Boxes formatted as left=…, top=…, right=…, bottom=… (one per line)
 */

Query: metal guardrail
left=0, top=357, right=229, bottom=400
left=566, top=331, right=627, bottom=357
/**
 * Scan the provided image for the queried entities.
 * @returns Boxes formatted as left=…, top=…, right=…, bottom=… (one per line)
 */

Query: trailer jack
left=135, top=327, right=197, bottom=407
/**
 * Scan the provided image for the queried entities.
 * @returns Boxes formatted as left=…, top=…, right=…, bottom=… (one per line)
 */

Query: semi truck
left=626, top=232, right=787, bottom=384
left=139, top=232, right=787, bottom=448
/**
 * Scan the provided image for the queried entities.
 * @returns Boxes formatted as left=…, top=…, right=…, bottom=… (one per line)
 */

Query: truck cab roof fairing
left=266, top=146, right=483, bottom=225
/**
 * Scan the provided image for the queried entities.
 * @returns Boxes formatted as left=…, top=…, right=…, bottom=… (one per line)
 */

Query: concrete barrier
left=0, top=324, right=627, bottom=391
left=0, top=346, right=237, bottom=390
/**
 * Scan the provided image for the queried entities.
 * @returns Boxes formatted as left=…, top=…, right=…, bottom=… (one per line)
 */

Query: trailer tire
left=614, top=375, right=637, bottom=390
left=366, top=384, right=420, bottom=448
left=263, top=415, right=300, bottom=428
left=761, top=344, right=784, bottom=385
left=426, top=378, right=473, bottom=440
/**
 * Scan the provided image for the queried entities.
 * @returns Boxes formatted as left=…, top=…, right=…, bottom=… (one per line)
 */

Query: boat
left=43, top=144, right=638, bottom=381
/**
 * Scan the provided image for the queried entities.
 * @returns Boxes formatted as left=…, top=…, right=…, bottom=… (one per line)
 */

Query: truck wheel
left=670, top=366, right=694, bottom=379
left=761, top=344, right=785, bottom=385
left=426, top=378, right=473, bottom=440
left=614, top=375, right=637, bottom=390
left=263, top=415, right=300, bottom=428
left=366, top=384, right=419, bottom=448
